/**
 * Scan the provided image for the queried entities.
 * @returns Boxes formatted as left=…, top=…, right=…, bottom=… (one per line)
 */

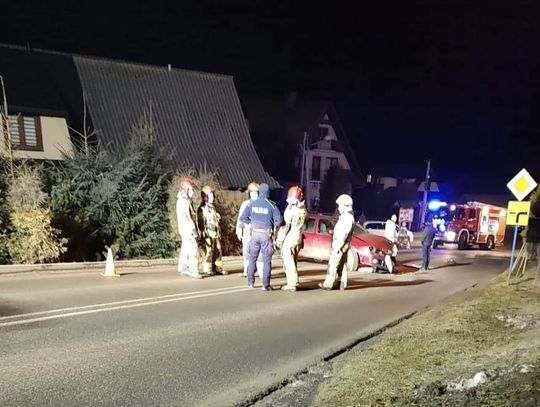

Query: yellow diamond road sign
left=507, top=168, right=537, bottom=201
left=507, top=201, right=531, bottom=226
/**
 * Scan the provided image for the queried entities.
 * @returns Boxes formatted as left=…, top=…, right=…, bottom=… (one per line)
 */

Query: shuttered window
left=5, top=115, right=43, bottom=151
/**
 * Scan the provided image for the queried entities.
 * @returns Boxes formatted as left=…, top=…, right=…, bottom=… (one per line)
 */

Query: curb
left=0, top=256, right=244, bottom=275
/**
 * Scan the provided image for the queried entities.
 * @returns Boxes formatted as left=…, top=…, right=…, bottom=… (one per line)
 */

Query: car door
left=315, top=217, right=335, bottom=258
left=300, top=216, right=317, bottom=258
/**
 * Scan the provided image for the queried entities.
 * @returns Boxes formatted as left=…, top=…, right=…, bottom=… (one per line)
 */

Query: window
left=311, top=155, right=321, bottom=181
left=353, top=224, right=368, bottom=234
left=317, top=219, right=334, bottom=234
left=4, top=115, right=43, bottom=151
left=468, top=209, right=477, bottom=220
left=456, top=208, right=466, bottom=220
left=326, top=157, right=338, bottom=169
left=303, top=218, right=316, bottom=232
left=319, top=126, right=329, bottom=140
left=366, top=222, right=383, bottom=230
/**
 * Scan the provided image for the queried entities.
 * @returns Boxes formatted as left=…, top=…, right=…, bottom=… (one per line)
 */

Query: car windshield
left=430, top=207, right=455, bottom=222
left=354, top=223, right=369, bottom=234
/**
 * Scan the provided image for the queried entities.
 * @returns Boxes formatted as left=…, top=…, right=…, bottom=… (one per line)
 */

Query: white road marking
left=0, top=286, right=249, bottom=327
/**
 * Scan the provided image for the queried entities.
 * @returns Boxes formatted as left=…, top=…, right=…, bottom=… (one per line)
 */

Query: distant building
left=358, top=163, right=448, bottom=230
left=243, top=94, right=362, bottom=210
left=0, top=44, right=278, bottom=189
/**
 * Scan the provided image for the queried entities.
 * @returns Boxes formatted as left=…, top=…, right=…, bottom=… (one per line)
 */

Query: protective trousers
left=178, top=235, right=199, bottom=277
left=242, top=230, right=262, bottom=277
left=322, top=248, right=348, bottom=289
left=202, top=236, right=223, bottom=275
left=247, top=231, right=274, bottom=288
left=282, top=245, right=300, bottom=287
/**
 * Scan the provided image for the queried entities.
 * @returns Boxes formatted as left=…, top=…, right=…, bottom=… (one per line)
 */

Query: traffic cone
left=101, top=248, right=120, bottom=277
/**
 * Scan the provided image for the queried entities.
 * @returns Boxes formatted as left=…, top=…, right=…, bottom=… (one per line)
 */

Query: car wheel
left=458, top=233, right=468, bottom=250
left=433, top=240, right=440, bottom=249
left=347, top=249, right=359, bottom=272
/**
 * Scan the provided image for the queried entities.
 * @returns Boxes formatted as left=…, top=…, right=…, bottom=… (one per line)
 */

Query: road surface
left=0, top=248, right=508, bottom=406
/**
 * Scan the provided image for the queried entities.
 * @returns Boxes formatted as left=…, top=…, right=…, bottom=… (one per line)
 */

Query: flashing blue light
left=439, top=224, right=446, bottom=232
left=428, top=200, right=447, bottom=211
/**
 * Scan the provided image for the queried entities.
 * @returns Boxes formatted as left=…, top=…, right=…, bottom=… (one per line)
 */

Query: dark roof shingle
left=74, top=56, right=279, bottom=189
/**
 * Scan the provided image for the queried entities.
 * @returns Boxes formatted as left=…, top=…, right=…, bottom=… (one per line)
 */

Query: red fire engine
left=430, top=201, right=507, bottom=250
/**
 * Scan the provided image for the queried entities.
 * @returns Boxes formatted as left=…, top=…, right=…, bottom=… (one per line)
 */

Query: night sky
left=1, top=1, right=538, bottom=194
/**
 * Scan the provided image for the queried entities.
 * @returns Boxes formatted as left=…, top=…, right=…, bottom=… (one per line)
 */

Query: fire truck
left=428, top=201, right=507, bottom=250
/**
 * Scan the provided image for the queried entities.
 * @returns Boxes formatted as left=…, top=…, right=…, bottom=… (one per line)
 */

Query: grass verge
left=315, top=272, right=540, bottom=406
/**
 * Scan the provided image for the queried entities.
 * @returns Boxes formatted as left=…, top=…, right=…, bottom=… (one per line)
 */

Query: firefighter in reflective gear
left=176, top=177, right=202, bottom=279
left=385, top=214, right=398, bottom=267
left=197, top=185, right=225, bottom=276
left=240, top=183, right=282, bottom=290
left=319, top=194, right=355, bottom=290
left=236, top=182, right=262, bottom=277
left=277, top=185, right=307, bottom=291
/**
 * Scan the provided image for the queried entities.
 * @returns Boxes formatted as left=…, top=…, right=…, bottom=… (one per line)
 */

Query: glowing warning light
left=428, top=200, right=447, bottom=211
left=450, top=204, right=456, bottom=211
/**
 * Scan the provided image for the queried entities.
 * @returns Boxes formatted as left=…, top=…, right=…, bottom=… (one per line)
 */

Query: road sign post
left=506, top=168, right=537, bottom=285
left=508, top=226, right=519, bottom=285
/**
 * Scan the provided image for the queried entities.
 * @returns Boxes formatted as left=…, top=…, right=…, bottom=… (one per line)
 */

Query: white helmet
left=336, top=194, right=353, bottom=207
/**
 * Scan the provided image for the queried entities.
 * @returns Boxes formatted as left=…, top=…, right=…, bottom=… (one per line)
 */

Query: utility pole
left=419, top=159, right=431, bottom=229
left=300, top=132, right=307, bottom=189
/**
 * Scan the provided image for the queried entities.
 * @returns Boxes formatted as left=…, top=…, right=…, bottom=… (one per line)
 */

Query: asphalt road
left=0, top=248, right=509, bottom=406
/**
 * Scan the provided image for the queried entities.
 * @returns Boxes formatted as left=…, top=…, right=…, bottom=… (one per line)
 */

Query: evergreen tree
left=49, top=111, right=175, bottom=260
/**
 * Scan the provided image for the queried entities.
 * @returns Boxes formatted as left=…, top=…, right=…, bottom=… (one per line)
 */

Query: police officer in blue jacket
left=240, top=183, right=282, bottom=290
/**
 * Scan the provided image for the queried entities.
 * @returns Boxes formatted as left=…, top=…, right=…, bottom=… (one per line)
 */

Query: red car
left=300, top=213, right=394, bottom=273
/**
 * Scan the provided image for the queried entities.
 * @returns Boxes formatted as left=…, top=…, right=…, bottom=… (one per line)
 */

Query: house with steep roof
left=0, top=44, right=278, bottom=189
left=243, top=94, right=362, bottom=210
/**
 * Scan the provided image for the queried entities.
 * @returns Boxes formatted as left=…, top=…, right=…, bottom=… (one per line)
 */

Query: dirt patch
left=393, top=263, right=419, bottom=274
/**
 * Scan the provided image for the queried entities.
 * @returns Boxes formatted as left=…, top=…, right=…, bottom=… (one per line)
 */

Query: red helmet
left=287, top=185, right=303, bottom=201
left=178, top=177, right=195, bottom=193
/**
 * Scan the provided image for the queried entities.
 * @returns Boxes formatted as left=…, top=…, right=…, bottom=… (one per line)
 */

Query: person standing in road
left=198, top=185, right=226, bottom=276
left=385, top=214, right=399, bottom=268
left=176, top=177, right=203, bottom=279
left=236, top=182, right=262, bottom=278
left=240, top=183, right=282, bottom=290
left=277, top=185, right=307, bottom=291
left=319, top=194, right=355, bottom=290
left=420, top=221, right=437, bottom=271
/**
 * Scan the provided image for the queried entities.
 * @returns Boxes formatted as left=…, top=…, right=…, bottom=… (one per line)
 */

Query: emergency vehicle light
left=428, top=200, right=447, bottom=211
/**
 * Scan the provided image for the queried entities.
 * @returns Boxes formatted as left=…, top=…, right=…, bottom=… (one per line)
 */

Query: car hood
left=354, top=233, right=393, bottom=250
